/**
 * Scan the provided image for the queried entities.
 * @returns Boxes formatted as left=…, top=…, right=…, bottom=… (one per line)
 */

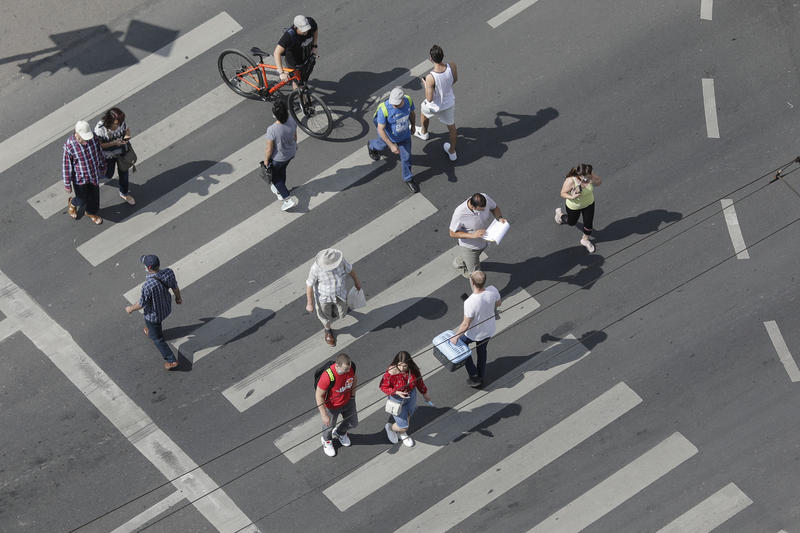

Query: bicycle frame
left=235, top=63, right=300, bottom=98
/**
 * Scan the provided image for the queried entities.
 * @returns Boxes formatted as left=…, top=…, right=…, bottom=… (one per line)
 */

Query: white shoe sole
left=443, top=142, right=457, bottom=161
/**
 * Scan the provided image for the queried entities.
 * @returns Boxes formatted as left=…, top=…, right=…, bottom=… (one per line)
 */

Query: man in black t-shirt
left=274, top=15, right=319, bottom=88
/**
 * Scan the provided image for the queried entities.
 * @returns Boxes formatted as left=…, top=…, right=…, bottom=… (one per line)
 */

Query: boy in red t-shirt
left=315, top=353, right=358, bottom=457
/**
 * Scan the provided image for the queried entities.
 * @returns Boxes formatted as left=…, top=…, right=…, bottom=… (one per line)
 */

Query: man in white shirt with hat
left=306, top=248, right=362, bottom=346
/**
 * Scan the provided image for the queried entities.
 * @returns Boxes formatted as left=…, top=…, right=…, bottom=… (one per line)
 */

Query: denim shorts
left=391, top=390, right=417, bottom=429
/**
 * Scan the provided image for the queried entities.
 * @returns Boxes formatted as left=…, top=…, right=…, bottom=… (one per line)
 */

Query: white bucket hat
left=316, top=248, right=343, bottom=271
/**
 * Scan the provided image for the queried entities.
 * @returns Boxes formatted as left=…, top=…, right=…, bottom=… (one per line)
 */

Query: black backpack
left=313, top=361, right=356, bottom=395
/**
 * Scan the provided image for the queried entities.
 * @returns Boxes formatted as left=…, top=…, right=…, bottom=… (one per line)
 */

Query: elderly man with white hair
left=306, top=248, right=362, bottom=346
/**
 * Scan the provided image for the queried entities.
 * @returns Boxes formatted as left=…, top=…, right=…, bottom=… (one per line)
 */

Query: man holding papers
left=448, top=193, right=507, bottom=277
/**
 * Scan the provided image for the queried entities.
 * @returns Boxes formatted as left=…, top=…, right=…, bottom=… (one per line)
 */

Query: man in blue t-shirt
left=368, top=87, right=419, bottom=193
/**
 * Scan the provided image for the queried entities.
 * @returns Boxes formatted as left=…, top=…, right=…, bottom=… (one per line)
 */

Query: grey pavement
left=0, top=0, right=799, bottom=531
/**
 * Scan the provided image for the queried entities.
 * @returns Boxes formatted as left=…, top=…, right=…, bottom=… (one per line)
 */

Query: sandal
left=67, top=199, right=77, bottom=220
left=87, top=214, right=103, bottom=225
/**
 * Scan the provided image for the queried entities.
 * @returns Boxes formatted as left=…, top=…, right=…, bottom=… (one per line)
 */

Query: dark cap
left=140, top=254, right=160, bottom=269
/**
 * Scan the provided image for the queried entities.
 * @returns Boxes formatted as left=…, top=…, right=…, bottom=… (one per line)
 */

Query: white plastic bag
left=347, top=287, right=367, bottom=309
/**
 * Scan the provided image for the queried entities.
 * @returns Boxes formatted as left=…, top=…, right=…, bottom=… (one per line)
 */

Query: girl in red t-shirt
left=379, top=351, right=432, bottom=447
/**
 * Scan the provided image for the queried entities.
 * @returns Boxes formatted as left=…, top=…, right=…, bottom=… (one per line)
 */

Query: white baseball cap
left=388, top=87, right=404, bottom=106
left=294, top=15, right=312, bottom=33
left=75, top=120, right=93, bottom=140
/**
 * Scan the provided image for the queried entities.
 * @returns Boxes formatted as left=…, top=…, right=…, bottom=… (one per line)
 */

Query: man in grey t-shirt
left=264, top=100, right=299, bottom=211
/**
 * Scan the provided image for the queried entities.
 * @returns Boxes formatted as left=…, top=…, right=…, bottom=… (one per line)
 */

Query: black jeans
left=460, top=335, right=490, bottom=379
left=271, top=158, right=292, bottom=199
left=105, top=158, right=130, bottom=195
left=562, top=202, right=595, bottom=236
left=71, top=182, right=100, bottom=215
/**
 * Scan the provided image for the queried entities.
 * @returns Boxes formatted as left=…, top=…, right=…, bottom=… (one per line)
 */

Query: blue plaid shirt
left=139, top=269, right=178, bottom=323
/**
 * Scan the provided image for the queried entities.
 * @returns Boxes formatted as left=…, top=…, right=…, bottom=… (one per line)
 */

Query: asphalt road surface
left=1, top=0, right=799, bottom=532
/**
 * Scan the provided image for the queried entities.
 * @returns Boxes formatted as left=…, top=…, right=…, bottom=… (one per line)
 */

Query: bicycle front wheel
left=218, top=50, right=264, bottom=100
left=288, top=89, right=333, bottom=138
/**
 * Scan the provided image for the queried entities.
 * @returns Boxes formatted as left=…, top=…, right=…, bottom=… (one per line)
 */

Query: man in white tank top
left=414, top=44, right=458, bottom=161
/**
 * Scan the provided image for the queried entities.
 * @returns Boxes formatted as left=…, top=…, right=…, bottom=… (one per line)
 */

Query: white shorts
left=429, top=105, right=455, bottom=126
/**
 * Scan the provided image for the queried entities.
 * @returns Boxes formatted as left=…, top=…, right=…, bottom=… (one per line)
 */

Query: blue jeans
left=271, top=158, right=292, bottom=199
left=389, top=389, right=417, bottom=429
left=369, top=136, right=412, bottom=182
left=144, top=319, right=177, bottom=363
left=460, top=335, right=490, bottom=379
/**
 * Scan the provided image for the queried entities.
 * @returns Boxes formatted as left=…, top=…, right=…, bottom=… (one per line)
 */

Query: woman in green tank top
left=554, top=163, right=602, bottom=252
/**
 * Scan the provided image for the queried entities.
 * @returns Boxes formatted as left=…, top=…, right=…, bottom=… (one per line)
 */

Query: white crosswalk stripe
left=2, top=12, right=241, bottom=177
left=169, top=194, right=438, bottom=361
left=325, top=334, right=593, bottom=511
left=528, top=432, right=698, bottom=533
left=222, top=247, right=488, bottom=412
left=656, top=482, right=752, bottom=533
left=29, top=85, right=243, bottom=219
left=274, top=289, right=540, bottom=463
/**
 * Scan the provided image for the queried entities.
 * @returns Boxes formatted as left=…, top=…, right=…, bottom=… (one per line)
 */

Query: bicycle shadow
left=96, top=160, right=229, bottom=223
left=412, top=108, right=559, bottom=184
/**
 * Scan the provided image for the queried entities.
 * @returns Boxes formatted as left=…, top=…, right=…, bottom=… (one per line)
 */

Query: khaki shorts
left=429, top=105, right=455, bottom=126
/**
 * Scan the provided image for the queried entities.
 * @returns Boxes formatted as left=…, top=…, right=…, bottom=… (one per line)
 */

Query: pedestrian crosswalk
left=10, top=11, right=761, bottom=532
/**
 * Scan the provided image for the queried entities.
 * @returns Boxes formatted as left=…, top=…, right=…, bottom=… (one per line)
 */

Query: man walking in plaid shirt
left=305, top=248, right=362, bottom=346
left=62, top=120, right=106, bottom=225
left=125, top=255, right=183, bottom=370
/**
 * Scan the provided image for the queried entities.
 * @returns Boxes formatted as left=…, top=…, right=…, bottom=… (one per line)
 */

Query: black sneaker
left=466, top=376, right=483, bottom=388
left=367, top=144, right=381, bottom=161
left=406, top=179, right=420, bottom=193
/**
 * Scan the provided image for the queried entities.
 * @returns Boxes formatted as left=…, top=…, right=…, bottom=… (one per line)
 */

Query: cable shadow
left=593, top=209, right=682, bottom=243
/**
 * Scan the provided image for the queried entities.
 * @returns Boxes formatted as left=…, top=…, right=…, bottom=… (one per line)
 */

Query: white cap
left=388, top=87, right=404, bottom=106
left=75, top=120, right=93, bottom=141
left=294, top=15, right=312, bottom=33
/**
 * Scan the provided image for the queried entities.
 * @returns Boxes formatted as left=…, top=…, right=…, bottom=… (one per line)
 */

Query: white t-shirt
left=449, top=193, right=497, bottom=250
left=431, top=64, right=455, bottom=110
left=463, top=286, right=501, bottom=341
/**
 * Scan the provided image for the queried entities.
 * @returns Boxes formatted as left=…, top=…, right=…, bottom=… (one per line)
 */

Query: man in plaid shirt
left=62, top=120, right=107, bottom=224
left=305, top=248, right=362, bottom=346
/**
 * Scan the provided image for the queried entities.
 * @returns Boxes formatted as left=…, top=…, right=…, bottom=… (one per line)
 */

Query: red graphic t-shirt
left=317, top=364, right=356, bottom=409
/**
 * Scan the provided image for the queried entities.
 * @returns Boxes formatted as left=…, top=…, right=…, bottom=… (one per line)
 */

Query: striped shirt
left=62, top=134, right=106, bottom=189
left=94, top=119, right=128, bottom=159
left=139, top=269, right=178, bottom=323
left=306, top=259, right=352, bottom=303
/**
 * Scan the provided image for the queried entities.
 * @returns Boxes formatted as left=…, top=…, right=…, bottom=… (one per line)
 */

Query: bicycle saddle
left=250, top=46, right=269, bottom=57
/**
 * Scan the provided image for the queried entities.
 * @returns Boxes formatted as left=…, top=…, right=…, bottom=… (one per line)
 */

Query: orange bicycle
left=218, top=46, right=333, bottom=138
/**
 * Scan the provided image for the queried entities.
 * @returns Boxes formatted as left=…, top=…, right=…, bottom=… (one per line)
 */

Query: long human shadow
left=97, top=160, right=229, bottom=222
left=413, top=108, right=560, bottom=184
left=482, top=246, right=605, bottom=299
left=541, top=330, right=608, bottom=352
left=593, top=209, right=682, bottom=243
left=4, top=20, right=179, bottom=77
left=168, top=307, right=275, bottom=361
left=333, top=296, right=449, bottom=338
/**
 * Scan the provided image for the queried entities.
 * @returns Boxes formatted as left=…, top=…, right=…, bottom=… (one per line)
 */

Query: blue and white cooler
left=432, top=330, right=473, bottom=371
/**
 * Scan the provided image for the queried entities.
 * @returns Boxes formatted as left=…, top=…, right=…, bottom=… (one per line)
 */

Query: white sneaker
left=414, top=126, right=429, bottom=141
left=119, top=193, right=136, bottom=205
left=332, top=429, right=351, bottom=447
left=399, top=433, right=415, bottom=447
left=385, top=423, right=399, bottom=444
left=581, top=238, right=596, bottom=253
left=321, top=436, right=336, bottom=457
left=555, top=207, right=563, bottom=224
left=281, top=196, right=298, bottom=211
left=443, top=142, right=457, bottom=161
left=269, top=183, right=282, bottom=200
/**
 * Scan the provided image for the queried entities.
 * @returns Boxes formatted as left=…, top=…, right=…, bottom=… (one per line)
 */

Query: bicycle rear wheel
left=288, top=89, right=333, bottom=138
left=218, top=50, right=264, bottom=100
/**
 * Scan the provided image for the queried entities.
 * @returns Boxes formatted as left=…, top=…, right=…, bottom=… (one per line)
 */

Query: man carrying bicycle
left=274, top=15, right=318, bottom=89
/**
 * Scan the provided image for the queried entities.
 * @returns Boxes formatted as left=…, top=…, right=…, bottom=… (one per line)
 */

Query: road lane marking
left=0, top=12, right=241, bottom=176
left=274, top=290, right=539, bottom=463
left=702, top=78, right=720, bottom=138
left=110, top=490, right=186, bottom=533
left=326, top=335, right=594, bottom=512
left=487, top=0, right=541, bottom=28
left=0, top=318, right=19, bottom=343
left=528, top=432, right=698, bottom=533
left=656, top=482, right=752, bottom=533
left=168, top=194, right=438, bottom=360
left=0, top=268, right=258, bottom=533
left=700, top=0, right=713, bottom=20
left=223, top=246, right=486, bottom=412
left=764, top=320, right=800, bottom=382
left=28, top=85, right=243, bottom=219
left=720, top=199, right=750, bottom=259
